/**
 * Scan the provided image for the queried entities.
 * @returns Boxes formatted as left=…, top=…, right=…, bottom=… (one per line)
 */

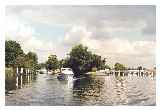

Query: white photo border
left=0, top=0, right=159, bottom=110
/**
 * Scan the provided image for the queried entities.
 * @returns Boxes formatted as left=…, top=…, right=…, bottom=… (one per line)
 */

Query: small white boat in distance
left=57, top=68, right=74, bottom=81
left=47, top=70, right=53, bottom=74
left=39, top=68, right=47, bottom=74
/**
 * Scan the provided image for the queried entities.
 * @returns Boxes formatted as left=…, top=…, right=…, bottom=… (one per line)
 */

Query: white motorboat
left=57, top=68, right=74, bottom=81
left=61, top=68, right=74, bottom=75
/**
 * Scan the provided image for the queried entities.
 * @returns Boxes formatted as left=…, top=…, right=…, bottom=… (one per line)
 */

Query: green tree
left=65, top=44, right=107, bottom=76
left=46, top=55, right=59, bottom=71
left=137, top=66, right=143, bottom=70
left=26, top=52, right=38, bottom=63
left=25, top=52, right=38, bottom=70
left=61, top=57, right=70, bottom=68
left=104, top=64, right=111, bottom=70
left=37, top=63, right=46, bottom=69
left=5, top=40, right=24, bottom=67
left=59, top=59, right=66, bottom=69
left=14, top=52, right=38, bottom=71
left=15, top=54, right=26, bottom=68
left=68, top=44, right=92, bottom=76
left=114, top=62, right=126, bottom=70
left=137, top=66, right=143, bottom=75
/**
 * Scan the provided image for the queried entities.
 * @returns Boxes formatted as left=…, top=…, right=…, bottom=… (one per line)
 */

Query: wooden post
left=26, top=68, right=28, bottom=75
left=27, top=68, right=29, bottom=75
left=118, top=70, right=120, bottom=76
left=16, top=67, right=19, bottom=75
left=16, top=76, right=18, bottom=88
left=27, top=74, right=29, bottom=83
left=20, top=74, right=23, bottom=88
left=20, top=68, right=23, bottom=75
left=139, top=70, right=141, bottom=76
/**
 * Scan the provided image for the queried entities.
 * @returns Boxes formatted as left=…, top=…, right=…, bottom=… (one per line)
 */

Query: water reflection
left=6, top=73, right=155, bottom=106
left=6, top=73, right=37, bottom=92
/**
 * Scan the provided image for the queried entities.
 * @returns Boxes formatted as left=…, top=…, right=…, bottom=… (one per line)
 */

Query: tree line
left=5, top=40, right=39, bottom=71
left=45, top=44, right=111, bottom=76
left=44, top=44, right=145, bottom=76
left=6, top=40, right=136, bottom=76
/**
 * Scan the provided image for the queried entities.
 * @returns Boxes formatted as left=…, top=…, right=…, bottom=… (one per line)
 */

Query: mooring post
left=27, top=69, right=28, bottom=74
left=139, top=71, right=141, bottom=77
left=20, top=74, right=23, bottom=88
left=27, top=68, right=29, bottom=75
left=151, top=72, right=153, bottom=77
left=27, top=74, right=29, bottom=83
left=16, top=67, right=19, bottom=75
left=118, top=70, right=120, bottom=76
left=26, top=69, right=27, bottom=74
left=139, top=70, right=141, bottom=76
left=16, top=76, right=18, bottom=88
left=20, top=68, right=23, bottom=75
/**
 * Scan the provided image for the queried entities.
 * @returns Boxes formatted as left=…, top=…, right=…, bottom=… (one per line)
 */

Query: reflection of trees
left=115, top=76, right=125, bottom=82
left=5, top=75, right=17, bottom=91
left=6, top=73, right=37, bottom=92
left=73, top=76, right=104, bottom=101
left=22, top=74, right=37, bottom=84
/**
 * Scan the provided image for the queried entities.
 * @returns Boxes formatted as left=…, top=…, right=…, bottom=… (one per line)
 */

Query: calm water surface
left=5, top=73, right=156, bottom=106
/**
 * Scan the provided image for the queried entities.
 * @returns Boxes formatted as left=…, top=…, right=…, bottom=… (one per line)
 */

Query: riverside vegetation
left=6, top=40, right=121, bottom=77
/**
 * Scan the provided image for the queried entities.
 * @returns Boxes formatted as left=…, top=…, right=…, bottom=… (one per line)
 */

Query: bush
left=5, top=67, right=14, bottom=77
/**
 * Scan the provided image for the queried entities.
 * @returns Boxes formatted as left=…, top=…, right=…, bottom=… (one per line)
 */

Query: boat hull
left=57, top=74, right=74, bottom=81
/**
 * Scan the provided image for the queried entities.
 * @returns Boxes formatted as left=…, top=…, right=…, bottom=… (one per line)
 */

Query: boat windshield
left=61, top=68, right=72, bottom=71
left=68, top=68, right=72, bottom=71
left=61, top=69, right=66, bottom=71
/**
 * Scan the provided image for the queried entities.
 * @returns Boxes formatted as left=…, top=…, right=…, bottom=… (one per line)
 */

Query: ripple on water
left=5, top=74, right=156, bottom=106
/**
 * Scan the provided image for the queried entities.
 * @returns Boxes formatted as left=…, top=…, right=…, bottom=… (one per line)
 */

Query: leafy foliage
left=5, top=40, right=24, bottom=67
left=46, top=55, right=59, bottom=71
left=114, top=62, right=126, bottom=70
left=62, top=44, right=108, bottom=76
left=5, top=40, right=38, bottom=70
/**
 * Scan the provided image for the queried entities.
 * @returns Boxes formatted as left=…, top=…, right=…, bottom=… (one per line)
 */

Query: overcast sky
left=6, top=5, right=156, bottom=68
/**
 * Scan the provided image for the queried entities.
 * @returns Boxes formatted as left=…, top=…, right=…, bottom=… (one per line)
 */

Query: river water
left=5, top=73, right=156, bottom=106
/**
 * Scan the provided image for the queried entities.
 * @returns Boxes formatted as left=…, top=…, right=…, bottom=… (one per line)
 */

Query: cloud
left=6, top=15, right=55, bottom=63
left=62, top=25, right=155, bottom=68
left=63, top=26, right=91, bottom=45
left=5, top=6, right=156, bottom=67
left=6, top=6, right=156, bottom=36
